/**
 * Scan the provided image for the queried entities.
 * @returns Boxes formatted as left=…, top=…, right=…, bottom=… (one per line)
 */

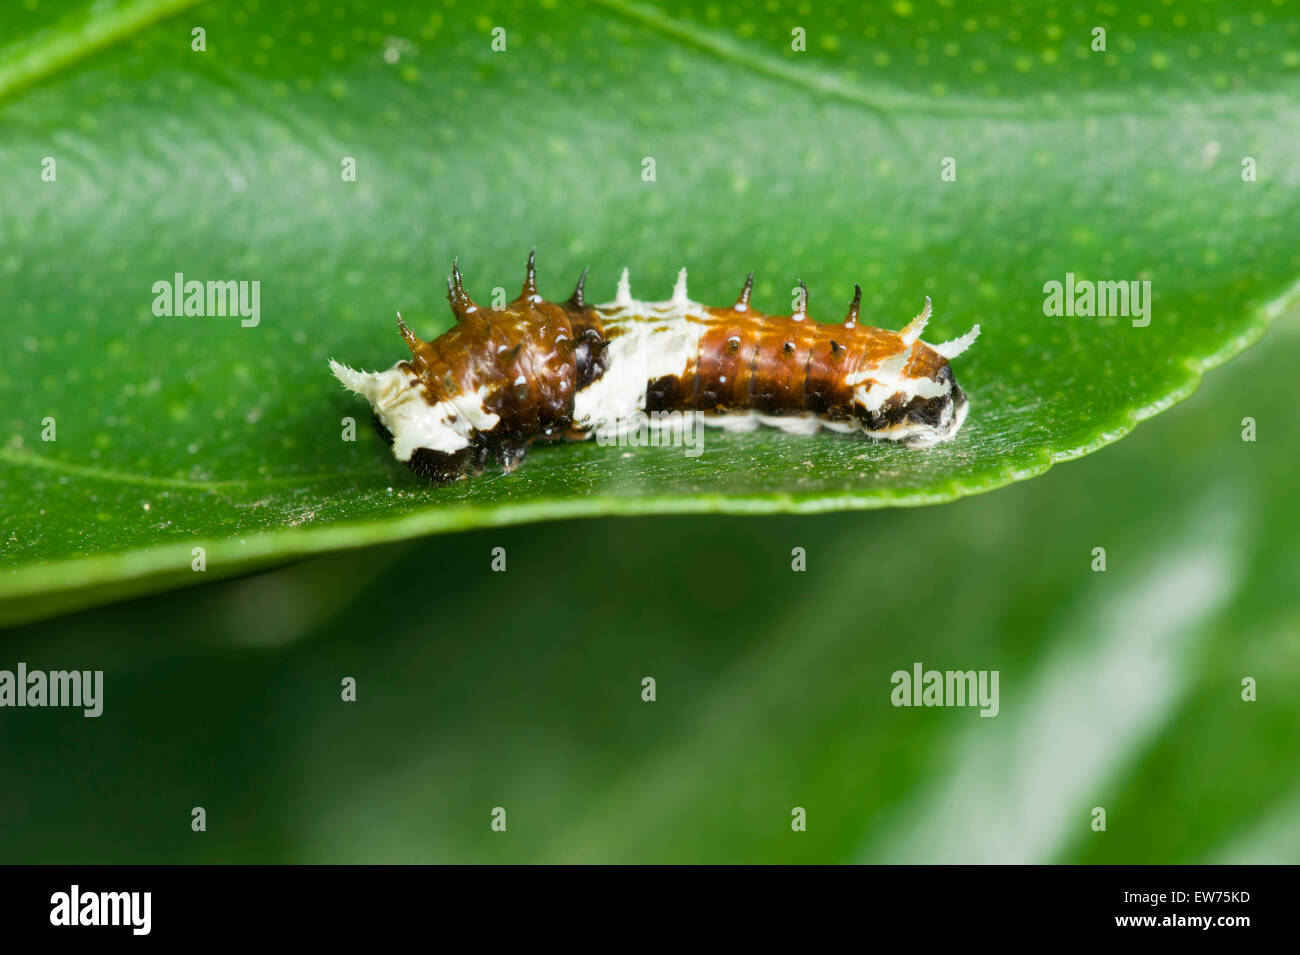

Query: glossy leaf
left=3, top=0, right=1298, bottom=620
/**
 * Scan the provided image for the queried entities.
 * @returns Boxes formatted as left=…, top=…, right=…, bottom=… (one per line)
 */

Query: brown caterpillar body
left=330, top=252, right=979, bottom=482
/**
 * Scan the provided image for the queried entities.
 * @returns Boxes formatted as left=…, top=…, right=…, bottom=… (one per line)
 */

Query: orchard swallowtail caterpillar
left=330, top=252, right=979, bottom=483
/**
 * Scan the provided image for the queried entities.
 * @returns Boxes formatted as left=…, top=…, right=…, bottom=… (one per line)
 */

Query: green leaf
left=4, top=0, right=1298, bottom=621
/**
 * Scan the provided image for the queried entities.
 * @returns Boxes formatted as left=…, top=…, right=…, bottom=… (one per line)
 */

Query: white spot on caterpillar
left=900, top=296, right=932, bottom=345
left=614, top=267, right=632, bottom=307
left=671, top=268, right=689, bottom=305
left=934, top=324, right=981, bottom=359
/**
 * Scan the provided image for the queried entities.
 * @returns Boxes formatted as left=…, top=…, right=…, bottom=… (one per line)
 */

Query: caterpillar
left=330, top=252, right=979, bottom=483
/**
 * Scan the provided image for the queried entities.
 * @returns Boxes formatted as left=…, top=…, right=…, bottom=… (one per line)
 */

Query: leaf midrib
left=588, top=0, right=1292, bottom=120
left=0, top=0, right=206, bottom=107
left=0, top=447, right=380, bottom=492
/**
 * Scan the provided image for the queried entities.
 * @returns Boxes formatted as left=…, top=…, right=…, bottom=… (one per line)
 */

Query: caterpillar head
left=891, top=361, right=970, bottom=448
left=328, top=350, right=494, bottom=464
left=847, top=298, right=979, bottom=448
left=330, top=277, right=505, bottom=481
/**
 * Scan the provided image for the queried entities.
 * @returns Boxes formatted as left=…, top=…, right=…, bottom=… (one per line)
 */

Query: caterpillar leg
left=497, top=443, right=530, bottom=474
left=699, top=412, right=761, bottom=434
left=754, top=412, right=822, bottom=436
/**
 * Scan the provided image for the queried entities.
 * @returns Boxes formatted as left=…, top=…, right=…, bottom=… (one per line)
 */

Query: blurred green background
left=2, top=316, right=1297, bottom=863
